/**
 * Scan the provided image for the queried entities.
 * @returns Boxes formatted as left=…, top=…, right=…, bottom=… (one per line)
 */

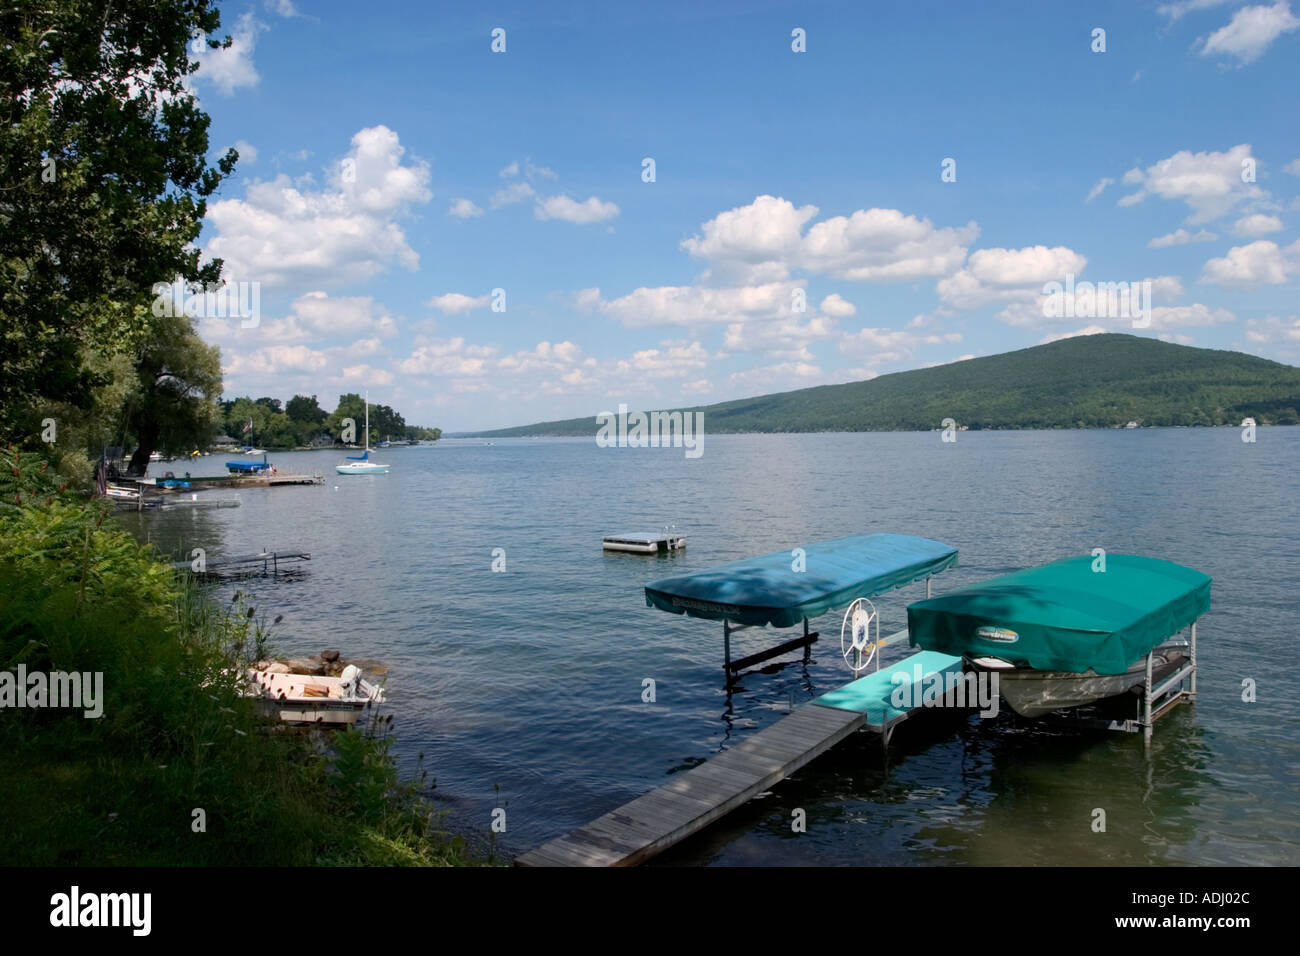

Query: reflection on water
left=122, top=430, right=1300, bottom=865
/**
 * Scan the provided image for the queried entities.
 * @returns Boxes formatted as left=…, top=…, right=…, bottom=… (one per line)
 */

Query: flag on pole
left=242, top=421, right=252, bottom=433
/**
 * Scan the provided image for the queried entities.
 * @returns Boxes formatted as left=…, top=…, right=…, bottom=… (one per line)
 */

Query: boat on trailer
left=906, top=553, right=1209, bottom=741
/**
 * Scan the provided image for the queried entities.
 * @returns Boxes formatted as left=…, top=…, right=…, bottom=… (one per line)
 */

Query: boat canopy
left=346, top=449, right=369, bottom=461
left=906, top=554, right=1211, bottom=675
left=644, top=533, right=958, bottom=629
left=225, top=460, right=269, bottom=472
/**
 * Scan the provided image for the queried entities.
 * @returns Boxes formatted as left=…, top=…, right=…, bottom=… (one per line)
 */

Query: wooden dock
left=515, top=637, right=964, bottom=867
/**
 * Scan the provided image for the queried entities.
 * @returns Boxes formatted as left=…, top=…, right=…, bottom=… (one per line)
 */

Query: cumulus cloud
left=195, top=12, right=265, bottom=95
left=204, top=125, right=432, bottom=286
left=1199, top=1, right=1300, bottom=64
left=820, top=293, right=857, bottom=317
left=1117, top=144, right=1265, bottom=223
left=1233, top=213, right=1284, bottom=236
left=427, top=292, right=492, bottom=315
left=937, top=245, right=1088, bottom=311
left=1201, top=239, right=1300, bottom=286
left=681, top=195, right=977, bottom=285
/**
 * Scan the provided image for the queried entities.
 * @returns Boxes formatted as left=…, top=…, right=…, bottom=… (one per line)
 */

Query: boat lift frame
left=721, top=576, right=935, bottom=685
left=1061, top=623, right=1198, bottom=748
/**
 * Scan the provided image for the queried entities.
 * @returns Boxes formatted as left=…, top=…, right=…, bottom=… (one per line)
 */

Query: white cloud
left=534, top=194, right=620, bottom=224
left=490, top=182, right=536, bottom=208
left=231, top=139, right=258, bottom=163
left=820, top=293, right=857, bottom=317
left=724, top=314, right=836, bottom=361
left=1086, top=177, right=1114, bottom=202
left=1200, top=239, right=1300, bottom=286
left=1244, top=314, right=1300, bottom=342
left=1233, top=213, right=1284, bottom=236
left=1148, top=228, right=1219, bottom=247
left=196, top=13, right=265, bottom=96
left=682, top=195, right=818, bottom=275
left=427, top=292, right=492, bottom=315
left=681, top=195, right=976, bottom=284
left=289, top=291, right=399, bottom=337
left=1199, top=2, right=1300, bottom=64
left=1285, top=158, right=1300, bottom=175
left=203, top=125, right=432, bottom=287
left=938, top=245, right=1088, bottom=311
left=1157, top=333, right=1196, bottom=345
left=398, top=338, right=498, bottom=377
left=448, top=197, right=484, bottom=218
left=594, top=281, right=802, bottom=328
left=1158, top=0, right=1233, bottom=21
left=1117, top=144, right=1265, bottom=223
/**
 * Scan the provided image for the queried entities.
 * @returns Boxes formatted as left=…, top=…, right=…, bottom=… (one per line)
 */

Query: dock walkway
left=515, top=637, right=962, bottom=867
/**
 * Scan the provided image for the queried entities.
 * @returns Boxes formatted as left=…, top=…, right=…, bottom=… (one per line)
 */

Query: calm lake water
left=124, top=429, right=1300, bottom=866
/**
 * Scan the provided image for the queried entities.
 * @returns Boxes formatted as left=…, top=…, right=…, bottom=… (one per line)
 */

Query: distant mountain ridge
left=459, top=334, right=1300, bottom=437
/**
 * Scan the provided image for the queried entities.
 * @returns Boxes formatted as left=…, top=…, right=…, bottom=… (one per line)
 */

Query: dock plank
left=515, top=651, right=955, bottom=867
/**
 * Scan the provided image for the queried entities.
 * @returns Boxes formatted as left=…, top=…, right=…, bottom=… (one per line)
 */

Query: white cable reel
left=840, top=597, right=879, bottom=674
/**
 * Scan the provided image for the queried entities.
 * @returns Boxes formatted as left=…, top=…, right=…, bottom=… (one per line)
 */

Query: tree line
left=221, top=395, right=442, bottom=449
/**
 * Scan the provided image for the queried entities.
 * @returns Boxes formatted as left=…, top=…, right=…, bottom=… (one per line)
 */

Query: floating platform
left=515, top=638, right=964, bottom=867
left=603, top=533, right=686, bottom=554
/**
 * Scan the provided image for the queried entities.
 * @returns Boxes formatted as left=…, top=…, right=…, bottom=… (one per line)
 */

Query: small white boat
left=105, top=483, right=140, bottom=500
left=336, top=390, right=389, bottom=475
left=244, top=665, right=385, bottom=726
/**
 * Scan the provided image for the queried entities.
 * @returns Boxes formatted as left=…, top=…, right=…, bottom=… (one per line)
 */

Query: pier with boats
left=517, top=533, right=1209, bottom=867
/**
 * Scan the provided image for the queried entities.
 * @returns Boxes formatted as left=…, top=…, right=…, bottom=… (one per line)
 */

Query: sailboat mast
left=364, top=390, right=370, bottom=451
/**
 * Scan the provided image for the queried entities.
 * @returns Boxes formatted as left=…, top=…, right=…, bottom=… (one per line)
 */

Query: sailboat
left=335, top=392, right=390, bottom=475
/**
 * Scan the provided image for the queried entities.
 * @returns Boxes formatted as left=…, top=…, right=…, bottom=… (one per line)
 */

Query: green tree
left=1, top=0, right=237, bottom=441
left=122, top=313, right=222, bottom=474
left=286, top=394, right=327, bottom=425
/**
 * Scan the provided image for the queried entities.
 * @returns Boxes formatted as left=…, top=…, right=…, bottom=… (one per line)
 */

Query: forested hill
left=464, top=334, right=1300, bottom=436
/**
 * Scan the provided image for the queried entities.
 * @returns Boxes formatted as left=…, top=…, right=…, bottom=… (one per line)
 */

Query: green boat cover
left=645, top=533, right=958, bottom=629
left=907, top=554, right=1211, bottom=675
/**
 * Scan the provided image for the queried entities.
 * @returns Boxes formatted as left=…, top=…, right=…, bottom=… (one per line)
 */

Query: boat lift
left=645, top=533, right=959, bottom=685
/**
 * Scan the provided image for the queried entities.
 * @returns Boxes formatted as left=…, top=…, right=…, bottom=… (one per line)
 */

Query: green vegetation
left=0, top=446, right=479, bottom=865
left=1, top=0, right=234, bottom=441
left=220, top=393, right=442, bottom=449
left=467, top=334, right=1300, bottom=437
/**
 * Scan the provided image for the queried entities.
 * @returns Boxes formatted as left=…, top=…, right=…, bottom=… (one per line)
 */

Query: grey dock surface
left=515, top=638, right=963, bottom=867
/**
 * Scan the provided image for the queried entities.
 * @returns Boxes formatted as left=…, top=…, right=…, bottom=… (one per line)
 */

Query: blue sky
left=188, top=0, right=1300, bottom=430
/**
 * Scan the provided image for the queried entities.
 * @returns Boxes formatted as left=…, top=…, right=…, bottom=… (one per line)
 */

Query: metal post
left=1189, top=623, right=1197, bottom=701
left=803, top=616, right=812, bottom=661
left=926, top=576, right=932, bottom=599
left=723, top=620, right=732, bottom=675
left=1143, top=651, right=1154, bottom=749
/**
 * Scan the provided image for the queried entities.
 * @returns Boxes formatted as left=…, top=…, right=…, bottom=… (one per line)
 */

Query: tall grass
left=0, top=446, right=477, bottom=866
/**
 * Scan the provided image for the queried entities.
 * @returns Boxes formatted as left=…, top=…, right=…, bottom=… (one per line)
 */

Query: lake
left=124, top=428, right=1300, bottom=865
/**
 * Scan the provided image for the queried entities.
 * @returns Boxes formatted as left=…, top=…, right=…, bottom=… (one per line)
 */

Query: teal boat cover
left=644, top=533, right=958, bottom=629
left=907, top=554, right=1211, bottom=675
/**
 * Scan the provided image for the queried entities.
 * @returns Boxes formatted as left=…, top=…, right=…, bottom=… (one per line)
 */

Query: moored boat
left=243, top=664, right=385, bottom=726
left=906, top=553, right=1209, bottom=735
